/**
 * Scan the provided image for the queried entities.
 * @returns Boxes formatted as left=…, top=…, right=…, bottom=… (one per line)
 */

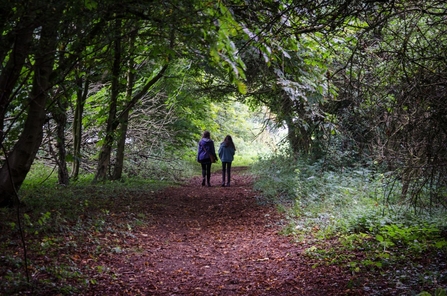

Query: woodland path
left=85, top=167, right=363, bottom=295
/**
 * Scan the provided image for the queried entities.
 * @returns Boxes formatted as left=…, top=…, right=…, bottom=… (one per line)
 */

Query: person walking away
left=197, top=131, right=217, bottom=187
left=218, top=135, right=236, bottom=187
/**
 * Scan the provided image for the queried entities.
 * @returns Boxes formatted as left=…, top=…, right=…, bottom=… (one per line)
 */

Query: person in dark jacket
left=218, top=135, right=236, bottom=187
left=197, top=131, right=217, bottom=187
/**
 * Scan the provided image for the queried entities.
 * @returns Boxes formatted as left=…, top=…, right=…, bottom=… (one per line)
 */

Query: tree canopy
left=1, top=0, right=447, bottom=211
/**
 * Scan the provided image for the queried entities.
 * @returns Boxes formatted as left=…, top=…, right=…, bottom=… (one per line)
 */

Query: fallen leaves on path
left=82, top=167, right=362, bottom=295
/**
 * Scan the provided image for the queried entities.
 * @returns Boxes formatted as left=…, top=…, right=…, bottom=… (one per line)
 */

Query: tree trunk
left=93, top=21, right=122, bottom=183
left=110, top=64, right=169, bottom=181
left=0, top=20, right=34, bottom=135
left=72, top=72, right=89, bottom=180
left=0, top=22, right=58, bottom=206
left=285, top=118, right=310, bottom=155
left=112, top=111, right=129, bottom=180
left=52, top=95, right=70, bottom=185
left=282, top=95, right=311, bottom=156
left=112, top=28, right=137, bottom=180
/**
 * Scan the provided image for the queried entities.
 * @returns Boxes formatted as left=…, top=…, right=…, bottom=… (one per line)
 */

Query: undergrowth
left=251, top=151, right=447, bottom=295
left=0, top=168, right=173, bottom=295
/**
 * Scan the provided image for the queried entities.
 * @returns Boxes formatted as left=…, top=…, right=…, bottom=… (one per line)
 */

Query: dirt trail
left=86, top=167, right=361, bottom=295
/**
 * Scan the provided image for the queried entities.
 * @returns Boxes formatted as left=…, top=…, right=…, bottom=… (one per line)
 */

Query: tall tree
left=94, top=19, right=124, bottom=182
left=50, top=92, right=70, bottom=185
left=0, top=0, right=111, bottom=205
left=0, top=3, right=60, bottom=205
left=112, top=28, right=137, bottom=181
left=91, top=0, right=246, bottom=181
left=333, top=0, right=447, bottom=207
left=71, top=68, right=90, bottom=180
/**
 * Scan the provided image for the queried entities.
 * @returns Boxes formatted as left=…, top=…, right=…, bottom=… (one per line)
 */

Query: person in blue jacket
left=197, top=131, right=217, bottom=187
left=218, top=135, right=236, bottom=187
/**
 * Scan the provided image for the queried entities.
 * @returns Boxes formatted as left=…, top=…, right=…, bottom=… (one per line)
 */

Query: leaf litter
left=82, top=167, right=361, bottom=295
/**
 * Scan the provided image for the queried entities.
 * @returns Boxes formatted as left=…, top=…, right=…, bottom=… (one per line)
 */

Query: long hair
left=202, top=131, right=211, bottom=139
left=223, top=135, right=236, bottom=150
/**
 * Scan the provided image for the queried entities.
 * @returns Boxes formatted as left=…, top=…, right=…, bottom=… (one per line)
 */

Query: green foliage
left=331, top=0, right=447, bottom=212
left=21, top=163, right=59, bottom=187
left=251, top=147, right=301, bottom=203
left=3, top=0, right=447, bottom=293
left=418, top=289, right=447, bottom=296
left=213, top=101, right=275, bottom=161
left=252, top=152, right=447, bottom=293
left=207, top=2, right=247, bottom=89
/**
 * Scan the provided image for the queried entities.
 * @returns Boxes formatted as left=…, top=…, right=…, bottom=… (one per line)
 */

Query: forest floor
left=81, top=167, right=363, bottom=295
left=3, top=167, right=446, bottom=295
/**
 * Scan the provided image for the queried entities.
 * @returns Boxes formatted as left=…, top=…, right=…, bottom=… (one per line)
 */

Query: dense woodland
left=1, top=0, right=447, bottom=294
left=1, top=0, right=446, bottom=206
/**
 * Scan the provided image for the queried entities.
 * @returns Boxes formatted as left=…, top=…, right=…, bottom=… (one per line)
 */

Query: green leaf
left=84, top=0, right=97, bottom=10
left=237, top=81, right=247, bottom=94
left=435, top=240, right=447, bottom=249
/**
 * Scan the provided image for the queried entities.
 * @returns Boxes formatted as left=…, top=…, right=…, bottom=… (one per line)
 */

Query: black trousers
left=221, top=162, right=232, bottom=184
left=201, top=162, right=211, bottom=184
